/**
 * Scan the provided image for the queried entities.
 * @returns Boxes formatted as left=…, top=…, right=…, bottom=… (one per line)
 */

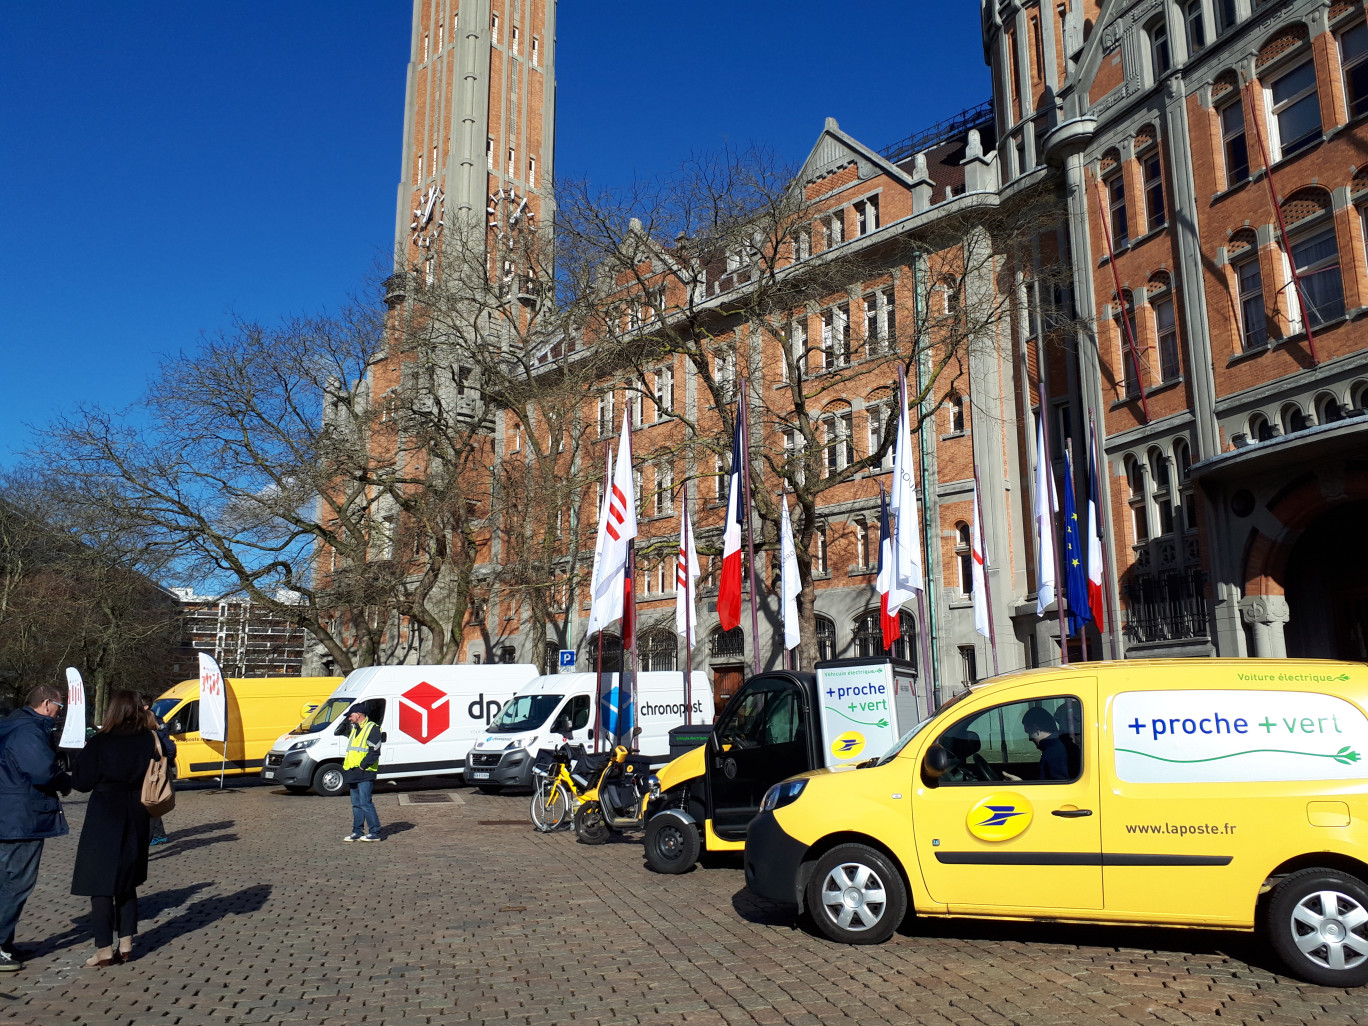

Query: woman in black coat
left=71, top=689, right=156, bottom=967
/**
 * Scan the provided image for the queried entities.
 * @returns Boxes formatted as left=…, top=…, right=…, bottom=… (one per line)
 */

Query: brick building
left=173, top=590, right=307, bottom=679
left=329, top=0, right=1368, bottom=695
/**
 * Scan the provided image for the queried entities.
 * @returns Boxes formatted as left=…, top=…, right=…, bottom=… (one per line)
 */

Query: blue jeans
left=0, top=839, right=44, bottom=947
left=349, top=779, right=380, bottom=836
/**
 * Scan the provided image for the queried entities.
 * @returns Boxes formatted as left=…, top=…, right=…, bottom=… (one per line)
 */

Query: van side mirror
left=632, top=726, right=642, bottom=738
left=586, top=728, right=595, bottom=740
left=923, top=744, right=952, bottom=780
left=379, top=732, right=387, bottom=743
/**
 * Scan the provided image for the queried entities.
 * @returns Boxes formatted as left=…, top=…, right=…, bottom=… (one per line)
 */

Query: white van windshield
left=291, top=697, right=355, bottom=735
left=489, top=695, right=562, bottom=734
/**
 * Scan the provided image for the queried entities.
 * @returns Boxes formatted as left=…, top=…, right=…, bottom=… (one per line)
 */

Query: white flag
left=198, top=651, right=229, bottom=743
left=1035, top=418, right=1059, bottom=616
left=59, top=667, right=86, bottom=749
left=887, top=384, right=924, bottom=612
left=779, top=492, right=800, bottom=651
left=971, top=482, right=990, bottom=639
left=584, top=442, right=616, bottom=636
left=674, top=500, right=698, bottom=638
left=590, top=409, right=638, bottom=629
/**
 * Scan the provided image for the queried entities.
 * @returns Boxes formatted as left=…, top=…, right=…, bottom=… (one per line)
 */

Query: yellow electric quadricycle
left=744, top=659, right=1368, bottom=988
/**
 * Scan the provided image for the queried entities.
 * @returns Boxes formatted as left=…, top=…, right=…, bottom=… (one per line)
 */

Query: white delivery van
left=466, top=671, right=713, bottom=790
left=262, top=663, right=538, bottom=796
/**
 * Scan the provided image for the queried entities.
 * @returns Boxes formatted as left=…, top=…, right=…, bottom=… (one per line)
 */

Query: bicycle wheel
left=529, top=779, right=553, bottom=830
left=543, top=782, right=571, bottom=831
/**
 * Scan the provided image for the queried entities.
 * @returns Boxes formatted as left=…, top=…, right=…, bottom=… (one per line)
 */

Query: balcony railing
left=1122, top=567, right=1209, bottom=645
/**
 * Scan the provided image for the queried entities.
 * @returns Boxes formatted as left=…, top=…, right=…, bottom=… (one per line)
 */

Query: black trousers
left=90, top=891, right=138, bottom=948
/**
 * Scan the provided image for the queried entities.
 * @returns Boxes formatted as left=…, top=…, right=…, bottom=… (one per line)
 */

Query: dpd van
left=262, top=663, right=537, bottom=795
left=743, top=659, right=1368, bottom=986
left=466, top=671, right=713, bottom=790
left=151, top=676, right=342, bottom=780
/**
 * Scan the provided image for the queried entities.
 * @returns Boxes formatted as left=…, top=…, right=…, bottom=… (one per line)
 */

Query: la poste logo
left=398, top=681, right=450, bottom=745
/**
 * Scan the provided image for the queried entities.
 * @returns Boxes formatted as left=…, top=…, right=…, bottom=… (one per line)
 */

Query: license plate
left=262, top=770, right=275, bottom=779
left=472, top=771, right=490, bottom=780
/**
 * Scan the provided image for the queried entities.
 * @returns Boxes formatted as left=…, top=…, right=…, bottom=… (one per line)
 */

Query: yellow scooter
left=572, top=738, right=655, bottom=844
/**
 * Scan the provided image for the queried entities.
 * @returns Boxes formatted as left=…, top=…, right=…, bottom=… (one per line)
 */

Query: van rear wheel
left=1267, top=868, right=1368, bottom=986
left=311, top=763, right=347, bottom=798
left=805, top=843, right=906, bottom=945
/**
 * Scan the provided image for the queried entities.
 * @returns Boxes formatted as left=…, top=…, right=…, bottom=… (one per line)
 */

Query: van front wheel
left=1267, top=868, right=1368, bottom=986
left=805, top=843, right=906, bottom=945
left=311, top=763, right=347, bottom=798
left=644, top=814, right=699, bottom=874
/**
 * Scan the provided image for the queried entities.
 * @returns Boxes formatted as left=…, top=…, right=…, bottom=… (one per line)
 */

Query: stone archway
left=1284, top=501, right=1368, bottom=660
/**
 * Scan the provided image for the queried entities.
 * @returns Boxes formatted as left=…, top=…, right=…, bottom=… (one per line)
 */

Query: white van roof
left=510, top=670, right=710, bottom=698
left=331, top=663, right=539, bottom=700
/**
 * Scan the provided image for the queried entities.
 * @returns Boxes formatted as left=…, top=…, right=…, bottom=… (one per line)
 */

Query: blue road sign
left=558, top=649, right=575, bottom=668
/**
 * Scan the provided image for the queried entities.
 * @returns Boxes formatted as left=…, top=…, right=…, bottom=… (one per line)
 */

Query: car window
left=932, top=695, right=1083, bottom=785
left=716, top=685, right=801, bottom=748
left=568, top=695, right=591, bottom=730
left=166, top=700, right=199, bottom=736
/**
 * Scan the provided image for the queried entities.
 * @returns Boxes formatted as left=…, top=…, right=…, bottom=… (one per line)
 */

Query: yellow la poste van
left=745, top=659, right=1368, bottom=986
left=151, top=676, right=341, bottom=779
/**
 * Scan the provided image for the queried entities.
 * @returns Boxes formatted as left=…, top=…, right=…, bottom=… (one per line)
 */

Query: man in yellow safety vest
left=342, top=705, right=382, bottom=842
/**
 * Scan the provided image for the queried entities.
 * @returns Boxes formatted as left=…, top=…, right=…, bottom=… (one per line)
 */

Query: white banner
left=1113, top=688, right=1368, bottom=783
left=198, top=651, right=229, bottom=743
left=59, top=667, right=86, bottom=749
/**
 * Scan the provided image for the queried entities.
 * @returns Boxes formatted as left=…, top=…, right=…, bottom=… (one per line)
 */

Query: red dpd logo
left=398, top=681, right=450, bottom=745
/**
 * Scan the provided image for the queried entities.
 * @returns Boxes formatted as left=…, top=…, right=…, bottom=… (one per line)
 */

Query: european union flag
left=1061, top=446, right=1092, bottom=638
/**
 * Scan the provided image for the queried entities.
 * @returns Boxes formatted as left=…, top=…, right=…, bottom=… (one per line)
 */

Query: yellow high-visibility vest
left=343, top=720, right=379, bottom=771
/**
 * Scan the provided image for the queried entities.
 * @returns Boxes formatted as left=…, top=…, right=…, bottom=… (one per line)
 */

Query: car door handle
left=1051, top=808, right=1093, bottom=818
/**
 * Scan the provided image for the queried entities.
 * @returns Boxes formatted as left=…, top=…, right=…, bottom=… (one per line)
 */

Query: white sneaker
left=343, top=834, right=361, bottom=842
left=0, top=951, right=19, bottom=973
left=359, top=834, right=382, bottom=842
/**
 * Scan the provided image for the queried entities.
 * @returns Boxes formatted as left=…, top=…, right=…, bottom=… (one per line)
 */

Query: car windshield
left=150, top=698, right=180, bottom=721
left=291, top=697, right=355, bottom=735
left=868, top=689, right=975, bottom=767
left=488, top=695, right=562, bottom=734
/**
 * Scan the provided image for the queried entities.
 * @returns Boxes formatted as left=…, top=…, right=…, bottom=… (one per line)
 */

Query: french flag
left=1086, top=420, right=1106, bottom=631
left=716, top=412, right=745, bottom=631
left=876, top=486, right=898, bottom=651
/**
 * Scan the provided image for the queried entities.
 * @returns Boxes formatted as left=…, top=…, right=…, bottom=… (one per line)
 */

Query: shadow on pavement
left=149, top=832, right=238, bottom=860
left=32, top=882, right=217, bottom=959
left=136, top=884, right=273, bottom=957
left=168, top=820, right=234, bottom=841
left=381, top=821, right=416, bottom=838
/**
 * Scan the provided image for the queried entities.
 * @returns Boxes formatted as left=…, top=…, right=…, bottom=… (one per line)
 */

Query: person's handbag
left=142, top=733, right=176, bottom=817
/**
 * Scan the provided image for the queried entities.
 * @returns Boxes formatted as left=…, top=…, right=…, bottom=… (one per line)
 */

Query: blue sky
left=0, top=3, right=989, bottom=464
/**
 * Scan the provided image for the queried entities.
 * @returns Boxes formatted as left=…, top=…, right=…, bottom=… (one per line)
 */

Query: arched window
left=954, top=522, right=973, bottom=595
left=1228, top=228, right=1266, bottom=351
left=852, top=611, right=917, bottom=663
left=947, top=393, right=965, bottom=433
left=1125, top=455, right=1149, bottom=543
left=708, top=626, right=744, bottom=660
left=1315, top=391, right=1345, bottom=424
left=1148, top=17, right=1171, bottom=80
left=1102, top=150, right=1128, bottom=249
left=639, top=628, right=677, bottom=672
left=1213, top=71, right=1249, bottom=188
left=1248, top=412, right=1274, bottom=442
left=1259, top=25, right=1320, bottom=161
left=1173, top=437, right=1196, bottom=532
left=815, top=615, right=836, bottom=662
left=1281, top=189, right=1344, bottom=329
left=1280, top=402, right=1307, bottom=435
left=1148, top=271, right=1179, bottom=381
left=1149, top=447, right=1174, bottom=536
left=1114, top=290, right=1140, bottom=395
left=583, top=632, right=623, bottom=674
left=1350, top=380, right=1368, bottom=412
left=1136, top=127, right=1165, bottom=232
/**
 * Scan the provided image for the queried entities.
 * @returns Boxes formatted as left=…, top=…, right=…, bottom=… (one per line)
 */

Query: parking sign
left=559, top=649, right=575, bottom=669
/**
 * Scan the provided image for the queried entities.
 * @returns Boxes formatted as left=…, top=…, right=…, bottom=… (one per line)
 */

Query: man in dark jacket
left=0, top=684, right=71, bottom=972
left=342, top=704, right=382, bottom=842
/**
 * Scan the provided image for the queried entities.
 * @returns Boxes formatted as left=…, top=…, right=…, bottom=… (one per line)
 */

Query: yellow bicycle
left=529, top=743, right=588, bottom=831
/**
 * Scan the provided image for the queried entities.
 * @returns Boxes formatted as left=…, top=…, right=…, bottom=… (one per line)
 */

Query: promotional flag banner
left=971, top=482, right=990, bottom=639
left=591, top=410, right=638, bottom=630
left=1034, top=418, right=1059, bottom=616
left=716, top=412, right=745, bottom=631
left=876, top=487, right=899, bottom=651
left=674, top=501, right=699, bottom=638
left=198, top=651, right=228, bottom=744
left=1086, top=420, right=1107, bottom=631
left=585, top=443, right=616, bottom=636
left=779, top=491, right=800, bottom=651
left=1062, top=447, right=1092, bottom=637
left=888, top=379, right=924, bottom=611
left=59, top=667, right=86, bottom=749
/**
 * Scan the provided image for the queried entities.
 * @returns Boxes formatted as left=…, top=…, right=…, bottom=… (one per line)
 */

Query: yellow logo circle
left=966, top=792, right=1033, bottom=842
left=830, top=731, right=866, bottom=760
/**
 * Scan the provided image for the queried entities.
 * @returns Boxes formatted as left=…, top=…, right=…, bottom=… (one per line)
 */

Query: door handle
left=1052, top=808, right=1093, bottom=818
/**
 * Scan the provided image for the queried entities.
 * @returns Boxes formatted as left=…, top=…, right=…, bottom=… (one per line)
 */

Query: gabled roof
left=795, top=117, right=917, bottom=196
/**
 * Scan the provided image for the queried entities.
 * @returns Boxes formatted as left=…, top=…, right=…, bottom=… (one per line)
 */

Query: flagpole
left=682, top=493, right=693, bottom=725
left=738, top=378, right=761, bottom=676
left=971, top=456, right=1001, bottom=678
left=781, top=482, right=793, bottom=673
left=625, top=539, right=638, bottom=751
left=593, top=440, right=611, bottom=754
left=1089, top=410, right=1118, bottom=660
left=1066, top=439, right=1089, bottom=661
left=1037, top=411, right=1070, bottom=665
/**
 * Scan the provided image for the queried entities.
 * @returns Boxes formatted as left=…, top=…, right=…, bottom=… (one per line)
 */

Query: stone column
left=1240, top=595, right=1291, bottom=658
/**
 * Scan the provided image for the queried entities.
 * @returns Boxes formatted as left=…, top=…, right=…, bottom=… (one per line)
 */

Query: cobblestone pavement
left=4, top=780, right=1368, bottom=1026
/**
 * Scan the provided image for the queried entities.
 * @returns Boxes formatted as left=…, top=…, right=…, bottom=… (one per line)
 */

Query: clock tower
left=393, top=0, right=555, bottom=282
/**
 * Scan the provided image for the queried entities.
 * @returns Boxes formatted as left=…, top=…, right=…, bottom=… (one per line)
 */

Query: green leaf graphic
left=1115, top=746, right=1361, bottom=765
left=826, top=707, right=889, bottom=729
